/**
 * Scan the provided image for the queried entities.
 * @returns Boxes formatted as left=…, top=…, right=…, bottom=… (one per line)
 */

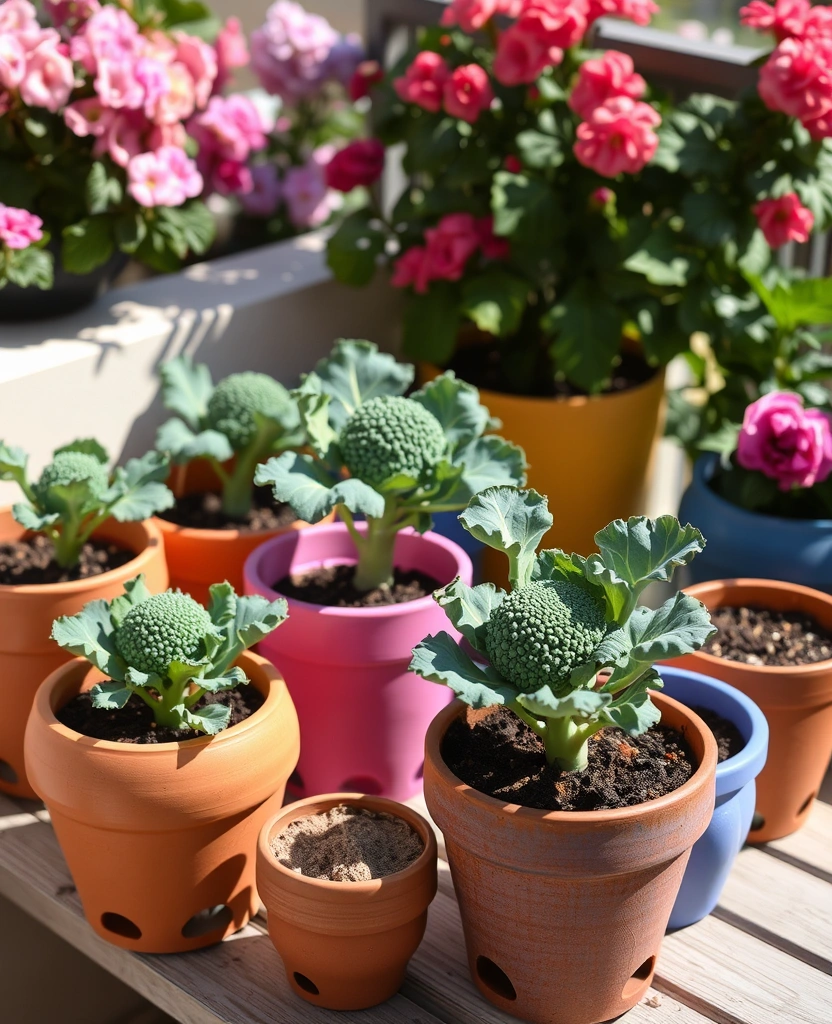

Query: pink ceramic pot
left=244, top=523, right=472, bottom=802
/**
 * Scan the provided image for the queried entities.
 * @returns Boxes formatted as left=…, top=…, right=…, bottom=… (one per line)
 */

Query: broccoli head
left=33, top=452, right=109, bottom=513
left=115, top=591, right=214, bottom=677
left=206, top=372, right=294, bottom=451
left=340, top=395, right=447, bottom=488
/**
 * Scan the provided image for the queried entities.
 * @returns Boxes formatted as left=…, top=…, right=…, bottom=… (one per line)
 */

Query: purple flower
left=240, top=164, right=282, bottom=217
left=323, top=33, right=365, bottom=88
left=282, top=146, right=339, bottom=228
left=251, top=1, right=339, bottom=103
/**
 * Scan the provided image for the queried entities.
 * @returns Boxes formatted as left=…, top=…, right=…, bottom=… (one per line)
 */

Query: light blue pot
left=679, top=454, right=832, bottom=593
left=658, top=666, right=769, bottom=930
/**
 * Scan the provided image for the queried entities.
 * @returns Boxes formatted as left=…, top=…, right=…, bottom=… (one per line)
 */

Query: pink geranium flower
left=477, top=216, right=510, bottom=260
left=573, top=96, right=661, bottom=177
left=214, top=17, right=249, bottom=92
left=587, top=0, right=658, bottom=26
left=440, top=0, right=502, bottom=32
left=283, top=147, right=339, bottom=228
left=568, top=50, right=646, bottom=120
left=737, top=392, right=832, bottom=491
left=175, top=33, right=217, bottom=109
left=325, top=139, right=385, bottom=192
left=391, top=245, right=432, bottom=293
left=0, top=203, right=43, bottom=249
left=753, top=193, right=814, bottom=247
left=240, top=164, right=282, bottom=216
left=127, top=147, right=203, bottom=207
left=394, top=51, right=450, bottom=113
left=443, top=64, right=494, bottom=123
left=740, top=0, right=812, bottom=40
left=0, top=0, right=39, bottom=34
left=494, top=23, right=562, bottom=85
left=18, top=30, right=75, bottom=112
left=758, top=35, right=832, bottom=137
left=0, top=33, right=26, bottom=90
left=423, top=213, right=481, bottom=282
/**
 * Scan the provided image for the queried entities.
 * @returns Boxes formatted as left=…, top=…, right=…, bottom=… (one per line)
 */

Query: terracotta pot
left=24, top=652, right=300, bottom=953
left=420, top=363, right=665, bottom=579
left=155, top=460, right=319, bottom=605
left=0, top=509, right=168, bottom=799
left=670, top=579, right=832, bottom=843
left=257, top=793, right=438, bottom=1010
left=424, top=694, right=717, bottom=1024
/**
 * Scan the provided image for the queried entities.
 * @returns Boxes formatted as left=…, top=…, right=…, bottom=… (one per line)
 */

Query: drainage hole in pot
left=621, top=956, right=656, bottom=1000
left=798, top=792, right=817, bottom=817
left=414, top=761, right=424, bottom=781
left=476, top=956, right=517, bottom=1001
left=0, top=760, right=18, bottom=785
left=293, top=973, right=319, bottom=996
left=181, top=905, right=234, bottom=939
left=750, top=812, right=766, bottom=832
left=341, top=775, right=382, bottom=796
left=101, top=913, right=142, bottom=940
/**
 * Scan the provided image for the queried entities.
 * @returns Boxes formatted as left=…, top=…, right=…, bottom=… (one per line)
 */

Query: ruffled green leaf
left=598, top=670, right=663, bottom=736
left=155, top=418, right=234, bottom=465
left=293, top=387, right=339, bottom=465
left=105, top=452, right=175, bottom=522
left=159, top=355, right=214, bottom=429
left=460, top=487, right=552, bottom=589
left=436, top=577, right=504, bottom=656
left=516, top=686, right=610, bottom=720
left=89, top=680, right=132, bottom=710
left=197, top=666, right=247, bottom=693
left=409, top=631, right=517, bottom=707
left=54, top=439, right=109, bottom=464
left=181, top=703, right=230, bottom=735
left=12, top=503, right=58, bottom=532
left=125, top=666, right=159, bottom=690
left=0, top=442, right=28, bottom=486
left=594, top=516, right=705, bottom=599
left=212, top=593, right=288, bottom=675
left=207, top=582, right=236, bottom=629
left=255, top=451, right=384, bottom=524
left=451, top=436, right=527, bottom=506
left=109, top=575, right=152, bottom=629
left=411, top=372, right=492, bottom=447
left=51, top=601, right=124, bottom=681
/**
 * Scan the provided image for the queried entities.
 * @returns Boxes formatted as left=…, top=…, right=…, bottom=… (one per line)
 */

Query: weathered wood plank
left=763, top=799, right=832, bottom=882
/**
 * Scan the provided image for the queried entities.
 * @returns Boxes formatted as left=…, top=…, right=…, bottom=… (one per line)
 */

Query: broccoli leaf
left=125, top=667, right=159, bottom=689
left=54, top=439, right=109, bottom=463
left=12, top=503, right=59, bottom=531
left=109, top=574, right=152, bottom=629
left=411, top=372, right=493, bottom=447
left=0, top=442, right=28, bottom=488
left=516, top=686, right=611, bottom=720
left=409, top=631, right=518, bottom=707
left=460, top=487, right=552, bottom=589
left=212, top=593, right=288, bottom=675
left=598, top=669, right=663, bottom=736
left=105, top=452, right=175, bottom=522
left=451, top=436, right=527, bottom=505
left=207, top=581, right=237, bottom=629
left=196, top=666, right=247, bottom=693
left=89, top=680, right=133, bottom=710
left=159, top=355, right=214, bottom=429
left=255, top=451, right=385, bottom=524
left=436, top=577, right=504, bottom=656
left=51, top=601, right=125, bottom=681
left=293, top=388, right=340, bottom=465
left=181, top=703, right=231, bottom=735
left=155, top=418, right=234, bottom=465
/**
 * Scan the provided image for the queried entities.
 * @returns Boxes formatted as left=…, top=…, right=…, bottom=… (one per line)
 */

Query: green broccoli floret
left=115, top=591, right=214, bottom=677
left=485, top=581, right=607, bottom=696
left=340, top=395, right=447, bottom=488
left=33, top=452, right=109, bottom=513
left=206, top=372, right=295, bottom=451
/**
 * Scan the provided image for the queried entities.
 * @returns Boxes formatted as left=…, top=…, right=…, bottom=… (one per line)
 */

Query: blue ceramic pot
left=431, top=512, right=483, bottom=581
left=678, top=454, right=832, bottom=593
left=658, top=666, right=769, bottom=930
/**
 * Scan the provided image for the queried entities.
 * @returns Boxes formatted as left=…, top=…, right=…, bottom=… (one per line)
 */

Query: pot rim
left=244, top=521, right=473, bottom=619
left=683, top=578, right=832, bottom=675
left=32, top=650, right=282, bottom=755
left=257, top=792, right=438, bottom=895
left=425, top=692, right=717, bottom=826
left=0, top=508, right=162, bottom=597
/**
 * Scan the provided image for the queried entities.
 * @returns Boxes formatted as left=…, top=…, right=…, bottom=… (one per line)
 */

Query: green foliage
left=52, top=578, right=287, bottom=735
left=410, top=488, right=714, bottom=772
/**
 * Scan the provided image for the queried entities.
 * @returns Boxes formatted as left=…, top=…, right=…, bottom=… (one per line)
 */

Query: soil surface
left=692, top=705, right=745, bottom=763
left=703, top=605, right=832, bottom=666
left=0, top=535, right=134, bottom=586
left=271, top=804, right=424, bottom=881
left=442, top=706, right=697, bottom=812
left=274, top=564, right=440, bottom=607
left=158, top=486, right=297, bottom=532
left=57, top=685, right=263, bottom=743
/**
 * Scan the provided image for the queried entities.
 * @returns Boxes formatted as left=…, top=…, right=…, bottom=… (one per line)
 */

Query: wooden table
left=1, top=781, right=830, bottom=1024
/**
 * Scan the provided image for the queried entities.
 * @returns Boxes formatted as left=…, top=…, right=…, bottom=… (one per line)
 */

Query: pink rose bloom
left=64, top=96, right=109, bottom=136
left=240, top=164, right=282, bottom=216
left=494, top=24, right=562, bottom=85
left=147, top=120, right=187, bottom=153
left=423, top=213, right=480, bottom=282
left=391, top=245, right=432, bottom=293
left=519, top=0, right=589, bottom=51
left=739, top=0, right=810, bottom=40
left=190, top=94, right=268, bottom=164
left=18, top=31, right=75, bottom=112
left=0, top=203, right=42, bottom=249
left=737, top=392, right=832, bottom=491
left=95, top=55, right=145, bottom=111
left=283, top=147, right=339, bottom=228
left=569, top=50, right=646, bottom=119
left=251, top=1, right=339, bottom=103
left=803, top=4, right=832, bottom=37
left=477, top=216, right=510, bottom=260
left=71, top=6, right=141, bottom=75
left=325, top=138, right=385, bottom=192
left=214, top=17, right=249, bottom=92
left=440, top=0, right=501, bottom=32
left=758, top=36, right=832, bottom=134
left=135, top=57, right=171, bottom=120
left=587, top=0, right=659, bottom=26
left=573, top=96, right=661, bottom=177
left=0, top=0, right=39, bottom=33
left=349, top=59, right=384, bottom=101
left=175, top=33, right=217, bottom=110
left=94, top=111, right=144, bottom=168
left=151, top=61, right=196, bottom=124
left=394, top=51, right=450, bottom=113
left=0, top=33, right=26, bottom=90
left=443, top=64, right=494, bottom=123
left=753, top=193, right=814, bottom=247
left=127, top=146, right=202, bottom=208
left=212, top=159, right=253, bottom=196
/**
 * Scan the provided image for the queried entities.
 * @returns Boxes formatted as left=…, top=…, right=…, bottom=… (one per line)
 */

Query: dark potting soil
left=56, top=685, right=264, bottom=743
left=702, top=605, right=832, bottom=667
left=158, top=485, right=297, bottom=532
left=273, top=564, right=441, bottom=607
left=0, top=535, right=135, bottom=586
left=442, top=706, right=697, bottom=812
left=691, top=705, right=745, bottom=763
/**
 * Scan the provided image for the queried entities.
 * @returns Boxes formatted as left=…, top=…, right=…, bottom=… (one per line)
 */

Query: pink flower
left=43, top=0, right=101, bottom=32
left=325, top=139, right=385, bottom=192
left=758, top=36, right=832, bottom=135
left=590, top=186, right=615, bottom=207
left=753, top=193, right=814, bottom=247
left=18, top=31, right=75, bottom=112
left=95, top=111, right=144, bottom=168
left=175, top=33, right=217, bottom=110
left=214, top=17, right=249, bottom=92
left=0, top=0, right=39, bottom=34
left=740, top=0, right=810, bottom=40
left=394, top=51, right=450, bottom=113
left=64, top=96, right=109, bottom=136
left=0, top=203, right=42, bottom=249
left=443, top=64, right=494, bottom=123
left=94, top=56, right=145, bottom=110
left=519, top=0, right=589, bottom=50
left=737, top=392, right=832, bottom=491
left=146, top=120, right=187, bottom=153
left=568, top=50, right=646, bottom=119
left=250, top=1, right=339, bottom=104
left=440, top=0, right=501, bottom=31
left=135, top=57, right=171, bottom=120
left=494, top=23, right=562, bottom=85
left=71, top=6, right=141, bottom=76
left=391, top=246, right=432, bottom=293
left=283, top=148, right=338, bottom=228
left=477, top=216, right=510, bottom=260
left=587, top=0, right=658, bottom=26
left=423, top=212, right=480, bottom=282
left=349, top=59, right=384, bottom=101
left=573, top=96, right=661, bottom=177
left=803, top=4, right=832, bottom=37
left=504, top=154, right=523, bottom=173
left=240, top=164, right=282, bottom=216
left=0, top=33, right=26, bottom=90
left=190, top=94, right=268, bottom=164
left=212, top=159, right=253, bottom=195
left=127, top=147, right=203, bottom=207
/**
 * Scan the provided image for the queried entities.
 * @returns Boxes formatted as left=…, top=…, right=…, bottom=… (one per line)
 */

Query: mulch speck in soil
left=56, top=686, right=263, bottom=743
left=158, top=485, right=297, bottom=532
left=442, top=705, right=697, bottom=812
left=703, top=605, right=832, bottom=667
left=692, top=705, right=745, bottom=763
left=273, top=564, right=441, bottom=608
left=0, top=535, right=134, bottom=586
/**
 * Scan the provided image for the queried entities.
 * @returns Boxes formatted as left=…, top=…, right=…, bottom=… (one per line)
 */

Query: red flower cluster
left=391, top=214, right=508, bottom=293
left=325, top=139, right=385, bottom=192
left=394, top=51, right=493, bottom=124
left=753, top=193, right=814, bottom=247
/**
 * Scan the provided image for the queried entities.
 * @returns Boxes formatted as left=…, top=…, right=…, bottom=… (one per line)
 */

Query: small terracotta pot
left=424, top=694, right=717, bottom=1024
left=670, top=579, right=832, bottom=843
left=257, top=793, right=438, bottom=1010
left=0, top=509, right=168, bottom=799
left=25, top=652, right=300, bottom=953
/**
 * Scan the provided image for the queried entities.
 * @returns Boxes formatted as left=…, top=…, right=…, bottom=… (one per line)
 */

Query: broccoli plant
left=155, top=357, right=303, bottom=521
left=0, top=440, right=174, bottom=569
left=254, top=340, right=527, bottom=592
left=410, top=487, right=715, bottom=772
left=51, top=576, right=288, bottom=734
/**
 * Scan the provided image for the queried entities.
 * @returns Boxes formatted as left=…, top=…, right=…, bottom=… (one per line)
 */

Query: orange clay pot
left=670, top=579, right=832, bottom=844
left=257, top=793, right=438, bottom=1010
left=424, top=694, right=717, bottom=1024
left=0, top=509, right=168, bottom=800
left=156, top=460, right=322, bottom=605
left=25, top=652, right=300, bottom=953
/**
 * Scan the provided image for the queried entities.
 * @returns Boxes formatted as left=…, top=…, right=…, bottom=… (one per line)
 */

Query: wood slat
left=763, top=799, right=832, bottom=882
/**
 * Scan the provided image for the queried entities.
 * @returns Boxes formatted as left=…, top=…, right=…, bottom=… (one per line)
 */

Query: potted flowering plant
left=0, top=202, right=51, bottom=290
left=409, top=486, right=717, bottom=1024
left=326, top=0, right=832, bottom=563
left=24, top=576, right=299, bottom=952
left=245, top=339, right=525, bottom=801
left=0, top=0, right=266, bottom=318
left=0, top=439, right=172, bottom=797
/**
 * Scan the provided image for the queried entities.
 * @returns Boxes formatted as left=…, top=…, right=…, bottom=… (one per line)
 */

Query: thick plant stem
left=353, top=524, right=398, bottom=591
left=543, top=717, right=592, bottom=773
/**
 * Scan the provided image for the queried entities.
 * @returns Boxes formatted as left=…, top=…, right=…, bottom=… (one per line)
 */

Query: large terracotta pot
left=25, top=652, right=300, bottom=953
left=424, top=694, right=717, bottom=1024
left=257, top=793, right=438, bottom=1010
left=670, top=579, right=832, bottom=843
left=0, top=509, right=168, bottom=799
